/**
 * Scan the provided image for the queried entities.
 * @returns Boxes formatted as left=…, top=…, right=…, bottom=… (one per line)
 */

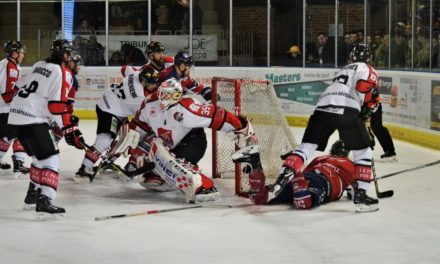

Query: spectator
left=85, top=35, right=105, bottom=66
left=390, top=31, right=408, bottom=68
left=349, top=31, right=358, bottom=44
left=315, top=32, right=334, bottom=67
left=286, top=45, right=302, bottom=67
left=339, top=33, right=352, bottom=66
left=77, top=19, right=94, bottom=34
left=375, top=34, right=389, bottom=68
left=109, top=51, right=124, bottom=66
left=71, top=36, right=88, bottom=61
left=133, top=17, right=147, bottom=35
left=433, top=35, right=440, bottom=69
left=370, top=31, right=382, bottom=65
left=357, top=29, right=364, bottom=43
left=415, top=32, right=430, bottom=68
left=155, top=0, right=170, bottom=33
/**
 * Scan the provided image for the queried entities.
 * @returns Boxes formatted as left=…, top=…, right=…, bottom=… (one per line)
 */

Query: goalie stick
left=94, top=204, right=232, bottom=221
left=82, top=142, right=155, bottom=182
left=374, top=159, right=440, bottom=181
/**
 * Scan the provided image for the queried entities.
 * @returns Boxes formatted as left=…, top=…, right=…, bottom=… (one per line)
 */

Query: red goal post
left=211, top=77, right=297, bottom=197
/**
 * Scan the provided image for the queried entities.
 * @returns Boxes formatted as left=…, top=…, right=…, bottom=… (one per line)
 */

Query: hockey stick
left=371, top=158, right=394, bottom=198
left=82, top=143, right=155, bottom=182
left=375, top=159, right=440, bottom=181
left=367, top=126, right=394, bottom=198
left=94, top=204, right=232, bottom=221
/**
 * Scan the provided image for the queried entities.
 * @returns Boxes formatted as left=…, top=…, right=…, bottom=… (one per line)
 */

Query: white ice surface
left=1, top=120, right=440, bottom=264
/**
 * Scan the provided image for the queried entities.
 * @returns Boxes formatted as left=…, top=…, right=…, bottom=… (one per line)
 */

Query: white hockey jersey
left=133, top=96, right=242, bottom=149
left=97, top=72, right=147, bottom=118
left=0, top=58, right=21, bottom=113
left=8, top=61, right=74, bottom=128
left=316, top=62, right=378, bottom=112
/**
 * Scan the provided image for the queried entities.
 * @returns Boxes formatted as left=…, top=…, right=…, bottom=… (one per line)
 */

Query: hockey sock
left=12, top=140, right=26, bottom=161
left=0, top=137, right=11, bottom=161
left=39, top=168, right=59, bottom=200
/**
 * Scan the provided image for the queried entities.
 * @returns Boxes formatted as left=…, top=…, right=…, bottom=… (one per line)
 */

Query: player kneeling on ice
left=232, top=140, right=378, bottom=212
left=124, top=78, right=257, bottom=203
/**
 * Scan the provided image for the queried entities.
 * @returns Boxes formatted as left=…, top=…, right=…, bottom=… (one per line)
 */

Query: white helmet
left=158, top=78, right=183, bottom=110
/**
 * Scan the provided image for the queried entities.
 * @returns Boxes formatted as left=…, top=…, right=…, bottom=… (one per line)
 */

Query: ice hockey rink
left=1, top=120, right=439, bottom=264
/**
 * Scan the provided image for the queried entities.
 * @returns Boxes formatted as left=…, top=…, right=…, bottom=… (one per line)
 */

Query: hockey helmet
left=330, top=140, right=349, bottom=157
left=157, top=78, right=183, bottom=110
left=350, top=43, right=371, bottom=63
left=50, top=39, right=72, bottom=59
left=288, top=45, right=301, bottom=54
left=4, top=40, right=25, bottom=58
left=146, top=41, right=165, bottom=55
left=139, top=67, right=160, bottom=84
left=174, top=51, right=194, bottom=67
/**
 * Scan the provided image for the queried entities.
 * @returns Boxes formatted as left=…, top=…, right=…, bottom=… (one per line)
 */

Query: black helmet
left=146, top=41, right=165, bottom=55
left=330, top=140, right=349, bottom=157
left=139, top=67, right=160, bottom=84
left=4, top=40, right=24, bottom=58
left=174, top=51, right=194, bottom=67
left=50, top=39, right=72, bottom=59
left=350, top=43, right=371, bottom=63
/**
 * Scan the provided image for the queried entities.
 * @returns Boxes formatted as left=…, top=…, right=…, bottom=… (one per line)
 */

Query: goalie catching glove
left=229, top=116, right=258, bottom=149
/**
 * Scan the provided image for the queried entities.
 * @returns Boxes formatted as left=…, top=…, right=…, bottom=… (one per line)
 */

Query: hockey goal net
left=211, top=77, right=297, bottom=197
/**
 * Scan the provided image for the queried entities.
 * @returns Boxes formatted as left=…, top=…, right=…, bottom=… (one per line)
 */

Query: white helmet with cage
left=157, top=78, right=183, bottom=110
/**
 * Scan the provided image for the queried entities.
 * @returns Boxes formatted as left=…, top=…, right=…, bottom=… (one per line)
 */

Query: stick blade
left=378, top=190, right=394, bottom=198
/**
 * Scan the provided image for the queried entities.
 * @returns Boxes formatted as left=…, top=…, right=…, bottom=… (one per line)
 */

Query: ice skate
left=353, top=189, right=379, bottom=213
left=36, top=192, right=66, bottom=220
left=12, top=155, right=29, bottom=179
left=23, top=182, right=38, bottom=210
left=193, top=186, right=222, bottom=204
left=73, top=165, right=94, bottom=183
left=377, top=151, right=397, bottom=162
left=139, top=172, right=174, bottom=192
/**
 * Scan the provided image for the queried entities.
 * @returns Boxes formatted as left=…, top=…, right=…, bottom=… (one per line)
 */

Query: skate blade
left=355, top=204, right=379, bottom=213
left=23, top=203, right=36, bottom=211
left=36, top=211, right=66, bottom=220
left=14, top=172, right=29, bottom=179
left=72, top=175, right=92, bottom=184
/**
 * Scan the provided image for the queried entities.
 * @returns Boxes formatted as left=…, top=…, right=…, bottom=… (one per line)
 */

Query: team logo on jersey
left=173, top=112, right=184, bottom=122
left=201, top=105, right=211, bottom=116
left=149, top=107, right=158, bottom=117
left=9, top=69, right=18, bottom=78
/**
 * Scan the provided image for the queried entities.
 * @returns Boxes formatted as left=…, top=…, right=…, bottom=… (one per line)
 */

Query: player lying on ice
left=232, top=140, right=378, bottom=212
left=117, top=78, right=257, bottom=203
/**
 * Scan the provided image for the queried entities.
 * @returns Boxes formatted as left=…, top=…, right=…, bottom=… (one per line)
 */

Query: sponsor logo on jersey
left=173, top=112, right=183, bottom=122
left=9, top=69, right=18, bottom=78
left=149, top=106, right=158, bottom=117
left=158, top=128, right=173, bottom=146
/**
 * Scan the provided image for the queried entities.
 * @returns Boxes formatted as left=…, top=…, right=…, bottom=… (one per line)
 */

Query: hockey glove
left=62, top=124, right=84, bottom=149
left=201, top=87, right=221, bottom=102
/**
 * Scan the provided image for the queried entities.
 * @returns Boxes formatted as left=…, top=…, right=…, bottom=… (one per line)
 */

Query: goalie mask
left=350, top=43, right=371, bottom=63
left=330, top=140, right=349, bottom=157
left=157, top=78, right=183, bottom=110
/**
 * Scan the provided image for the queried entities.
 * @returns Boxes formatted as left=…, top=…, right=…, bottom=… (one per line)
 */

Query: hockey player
left=75, top=67, right=161, bottom=182
left=264, top=43, right=380, bottom=212
left=126, top=78, right=257, bottom=203
left=0, top=40, right=30, bottom=178
left=232, top=140, right=377, bottom=211
left=120, top=41, right=174, bottom=77
left=8, top=39, right=83, bottom=217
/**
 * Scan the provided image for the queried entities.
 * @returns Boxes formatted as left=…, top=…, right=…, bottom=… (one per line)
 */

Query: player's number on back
left=18, top=80, right=38, bottom=98
left=111, top=83, right=126, bottom=100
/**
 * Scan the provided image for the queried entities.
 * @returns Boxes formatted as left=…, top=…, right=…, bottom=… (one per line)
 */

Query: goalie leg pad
left=148, top=138, right=220, bottom=203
